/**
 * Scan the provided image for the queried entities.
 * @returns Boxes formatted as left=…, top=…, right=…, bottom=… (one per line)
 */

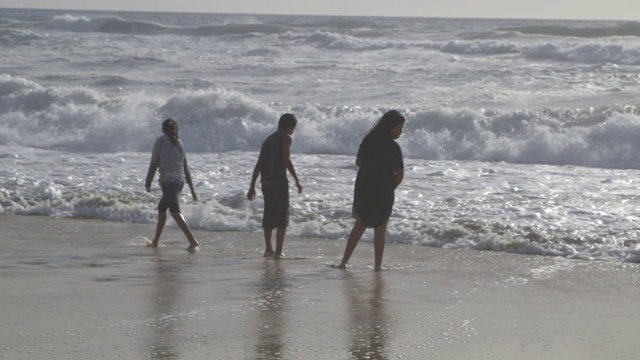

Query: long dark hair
left=162, top=118, right=179, bottom=146
left=361, top=110, right=405, bottom=147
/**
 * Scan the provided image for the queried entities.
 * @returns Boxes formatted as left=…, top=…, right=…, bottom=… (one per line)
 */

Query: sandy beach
left=1, top=214, right=640, bottom=359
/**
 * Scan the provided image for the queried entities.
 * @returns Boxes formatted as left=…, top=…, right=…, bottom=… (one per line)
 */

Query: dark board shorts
left=261, top=181, right=289, bottom=229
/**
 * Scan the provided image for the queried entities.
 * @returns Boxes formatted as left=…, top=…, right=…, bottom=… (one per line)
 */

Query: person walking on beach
left=146, top=118, right=199, bottom=250
left=247, top=113, right=303, bottom=259
left=337, top=110, right=405, bottom=271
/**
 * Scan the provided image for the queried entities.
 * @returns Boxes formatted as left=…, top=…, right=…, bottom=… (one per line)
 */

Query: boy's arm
left=283, top=135, right=302, bottom=194
left=247, top=153, right=262, bottom=201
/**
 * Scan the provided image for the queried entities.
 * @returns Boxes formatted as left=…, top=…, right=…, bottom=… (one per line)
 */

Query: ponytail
left=162, top=118, right=179, bottom=146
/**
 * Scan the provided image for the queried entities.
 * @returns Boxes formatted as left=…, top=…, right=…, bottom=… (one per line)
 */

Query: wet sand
left=1, top=215, right=640, bottom=359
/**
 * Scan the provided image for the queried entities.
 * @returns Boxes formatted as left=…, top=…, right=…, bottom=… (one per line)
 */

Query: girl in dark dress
left=338, top=110, right=406, bottom=271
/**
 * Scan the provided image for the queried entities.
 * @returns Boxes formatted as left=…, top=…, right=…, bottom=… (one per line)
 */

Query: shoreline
left=1, top=214, right=640, bottom=359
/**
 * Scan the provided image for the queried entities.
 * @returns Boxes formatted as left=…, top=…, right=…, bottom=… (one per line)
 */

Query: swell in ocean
left=502, top=21, right=640, bottom=38
left=4, top=13, right=640, bottom=65
left=2, top=74, right=640, bottom=169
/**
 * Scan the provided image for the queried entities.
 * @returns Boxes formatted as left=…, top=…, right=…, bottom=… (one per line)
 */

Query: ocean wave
left=17, top=13, right=640, bottom=66
left=3, top=75, right=640, bottom=169
left=437, top=40, right=519, bottom=55
left=405, top=107, right=640, bottom=169
left=291, top=16, right=394, bottom=31
left=0, top=28, right=44, bottom=45
left=433, top=40, right=640, bottom=65
left=181, top=23, right=290, bottom=37
left=27, top=14, right=292, bottom=37
left=280, top=30, right=395, bottom=51
left=523, top=42, right=640, bottom=65
left=8, top=13, right=393, bottom=49
left=502, top=21, right=640, bottom=38
left=47, top=14, right=164, bottom=34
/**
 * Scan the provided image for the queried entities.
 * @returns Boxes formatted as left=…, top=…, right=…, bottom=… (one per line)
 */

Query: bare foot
left=273, top=252, right=285, bottom=260
left=147, top=241, right=159, bottom=248
left=187, top=243, right=199, bottom=252
left=336, top=262, right=347, bottom=269
left=263, top=250, right=274, bottom=258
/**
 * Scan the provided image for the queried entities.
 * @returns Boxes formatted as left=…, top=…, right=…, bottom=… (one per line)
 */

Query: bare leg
left=273, top=226, right=286, bottom=259
left=150, top=211, right=167, bottom=247
left=373, top=221, right=388, bottom=271
left=263, top=228, right=274, bottom=257
left=337, top=215, right=367, bottom=268
left=170, top=212, right=199, bottom=249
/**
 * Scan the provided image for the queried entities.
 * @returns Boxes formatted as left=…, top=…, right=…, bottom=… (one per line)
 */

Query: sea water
left=2, top=8, right=640, bottom=262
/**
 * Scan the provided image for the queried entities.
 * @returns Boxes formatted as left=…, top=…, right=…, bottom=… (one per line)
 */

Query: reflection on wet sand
left=345, top=272, right=389, bottom=360
left=254, top=260, right=288, bottom=359
left=148, top=255, right=189, bottom=360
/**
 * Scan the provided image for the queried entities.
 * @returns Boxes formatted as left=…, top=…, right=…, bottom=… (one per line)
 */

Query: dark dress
left=353, top=137, right=404, bottom=228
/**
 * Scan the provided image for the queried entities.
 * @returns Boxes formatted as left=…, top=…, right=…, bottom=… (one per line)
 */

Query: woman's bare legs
left=263, top=228, right=274, bottom=257
left=170, top=212, right=199, bottom=249
left=338, top=215, right=389, bottom=270
left=274, top=226, right=287, bottom=259
left=150, top=211, right=167, bottom=247
left=337, top=214, right=367, bottom=268
left=262, top=226, right=287, bottom=259
left=373, top=221, right=389, bottom=271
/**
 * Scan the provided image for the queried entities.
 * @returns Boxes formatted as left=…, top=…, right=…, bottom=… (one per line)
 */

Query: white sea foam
left=3, top=75, right=640, bottom=170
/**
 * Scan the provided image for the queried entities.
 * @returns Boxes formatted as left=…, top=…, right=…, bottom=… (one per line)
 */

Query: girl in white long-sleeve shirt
left=145, top=118, right=199, bottom=250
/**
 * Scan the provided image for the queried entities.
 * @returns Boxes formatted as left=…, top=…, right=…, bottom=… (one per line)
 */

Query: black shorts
left=261, top=182, right=289, bottom=229
left=158, top=181, right=184, bottom=213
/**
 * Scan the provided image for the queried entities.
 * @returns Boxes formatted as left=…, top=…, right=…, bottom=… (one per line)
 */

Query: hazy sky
left=4, top=0, right=640, bottom=20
